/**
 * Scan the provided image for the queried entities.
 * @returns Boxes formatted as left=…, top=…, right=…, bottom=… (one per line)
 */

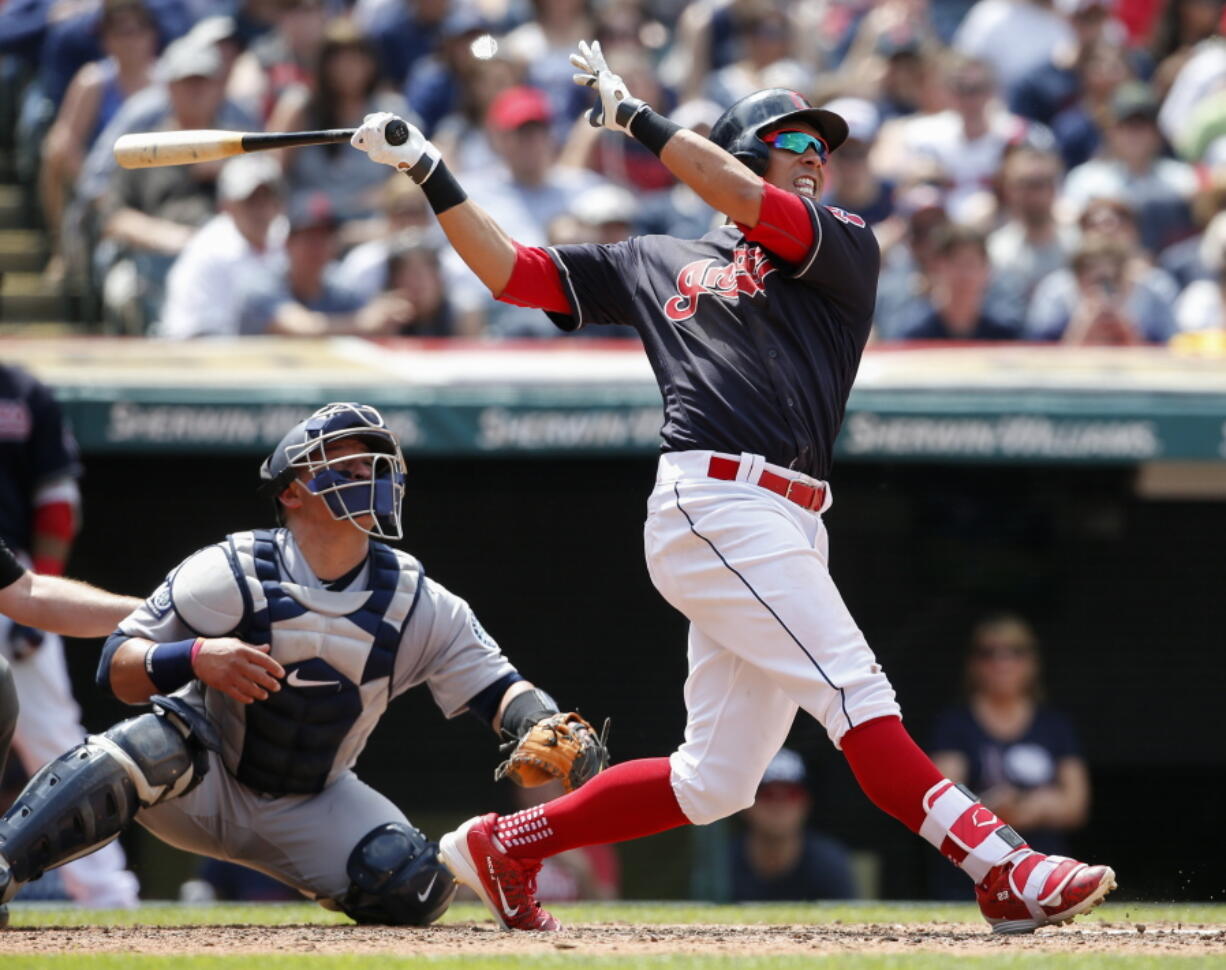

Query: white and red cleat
left=438, top=813, right=561, bottom=932
left=976, top=849, right=1117, bottom=934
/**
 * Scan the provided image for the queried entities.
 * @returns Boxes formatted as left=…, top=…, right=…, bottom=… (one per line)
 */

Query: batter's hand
left=351, top=112, right=440, bottom=184
left=570, top=40, right=647, bottom=134
left=191, top=637, right=284, bottom=704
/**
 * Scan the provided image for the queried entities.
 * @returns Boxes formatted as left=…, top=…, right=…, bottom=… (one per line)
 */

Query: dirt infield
left=2, top=921, right=1224, bottom=956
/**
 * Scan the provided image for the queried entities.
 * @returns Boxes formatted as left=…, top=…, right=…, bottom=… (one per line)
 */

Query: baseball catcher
left=0, top=402, right=606, bottom=926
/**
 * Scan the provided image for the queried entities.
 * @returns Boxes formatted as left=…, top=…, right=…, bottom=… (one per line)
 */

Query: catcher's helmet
left=709, top=89, right=849, bottom=176
left=259, top=402, right=407, bottom=540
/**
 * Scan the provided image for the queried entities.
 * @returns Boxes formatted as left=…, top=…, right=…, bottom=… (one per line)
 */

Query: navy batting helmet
left=259, top=402, right=407, bottom=540
left=709, top=89, right=849, bottom=176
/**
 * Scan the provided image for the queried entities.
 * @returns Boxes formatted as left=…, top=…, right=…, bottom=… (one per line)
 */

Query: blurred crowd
left=2, top=0, right=1225, bottom=344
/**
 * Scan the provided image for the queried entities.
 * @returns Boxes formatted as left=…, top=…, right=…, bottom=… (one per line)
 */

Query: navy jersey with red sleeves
left=544, top=199, right=879, bottom=481
left=0, top=365, right=82, bottom=552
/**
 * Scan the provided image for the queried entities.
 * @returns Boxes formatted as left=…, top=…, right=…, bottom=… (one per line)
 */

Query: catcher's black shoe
left=0, top=860, right=10, bottom=929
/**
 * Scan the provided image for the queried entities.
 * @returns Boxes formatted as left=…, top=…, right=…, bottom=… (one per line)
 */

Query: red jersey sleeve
left=497, top=242, right=572, bottom=313
left=737, top=182, right=814, bottom=265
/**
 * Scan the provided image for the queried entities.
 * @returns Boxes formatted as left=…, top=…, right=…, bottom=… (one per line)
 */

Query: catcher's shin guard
left=337, top=822, right=457, bottom=926
left=0, top=709, right=202, bottom=901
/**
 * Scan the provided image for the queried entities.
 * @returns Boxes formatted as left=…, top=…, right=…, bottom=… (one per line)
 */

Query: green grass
left=3, top=902, right=1225, bottom=970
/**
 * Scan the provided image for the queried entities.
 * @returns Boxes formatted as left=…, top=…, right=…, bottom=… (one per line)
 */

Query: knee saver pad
left=96, top=710, right=202, bottom=806
left=339, top=822, right=457, bottom=926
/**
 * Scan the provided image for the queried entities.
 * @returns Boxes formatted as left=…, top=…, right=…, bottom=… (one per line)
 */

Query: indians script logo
left=664, top=246, right=778, bottom=321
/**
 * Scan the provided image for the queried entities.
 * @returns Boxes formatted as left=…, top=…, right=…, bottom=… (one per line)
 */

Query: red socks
left=840, top=715, right=945, bottom=833
left=495, top=757, right=689, bottom=860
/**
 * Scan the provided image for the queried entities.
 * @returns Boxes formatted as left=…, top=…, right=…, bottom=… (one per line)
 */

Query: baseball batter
left=351, top=41, right=1116, bottom=934
left=0, top=363, right=139, bottom=908
left=0, top=402, right=603, bottom=924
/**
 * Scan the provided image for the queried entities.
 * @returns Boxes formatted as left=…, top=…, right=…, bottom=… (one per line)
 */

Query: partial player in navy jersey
left=352, top=40, right=1116, bottom=935
left=0, top=363, right=140, bottom=908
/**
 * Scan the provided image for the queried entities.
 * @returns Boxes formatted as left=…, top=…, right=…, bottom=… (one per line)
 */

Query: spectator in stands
left=1157, top=31, right=1226, bottom=155
left=236, top=191, right=414, bottom=335
left=228, top=0, right=328, bottom=125
left=404, top=6, right=493, bottom=137
left=893, top=226, right=1021, bottom=341
left=874, top=184, right=950, bottom=341
left=268, top=18, right=410, bottom=222
left=1062, top=82, right=1198, bottom=256
left=987, top=145, right=1074, bottom=311
left=952, top=0, right=1077, bottom=98
left=821, top=97, right=895, bottom=226
left=703, top=5, right=812, bottom=109
left=1048, top=38, right=1136, bottom=170
left=1161, top=165, right=1226, bottom=288
left=1009, top=0, right=1118, bottom=127
left=872, top=34, right=932, bottom=122
left=928, top=614, right=1089, bottom=900
left=1028, top=199, right=1180, bottom=342
left=157, top=154, right=288, bottom=339
left=728, top=748, right=856, bottom=902
left=433, top=53, right=524, bottom=176
left=500, top=0, right=597, bottom=140
left=1174, top=213, right=1226, bottom=333
left=448, top=85, right=603, bottom=337
left=897, top=54, right=1038, bottom=224
left=94, top=35, right=231, bottom=332
left=335, top=175, right=433, bottom=297
left=355, top=0, right=451, bottom=89
left=39, top=0, right=159, bottom=284
left=1150, top=0, right=1225, bottom=99
left=381, top=230, right=458, bottom=336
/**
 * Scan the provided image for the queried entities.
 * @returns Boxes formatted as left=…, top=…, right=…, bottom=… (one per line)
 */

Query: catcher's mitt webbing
left=500, top=688, right=559, bottom=739
left=495, top=711, right=611, bottom=792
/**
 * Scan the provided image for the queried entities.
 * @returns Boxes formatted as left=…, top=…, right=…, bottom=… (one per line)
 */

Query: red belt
left=707, top=456, right=827, bottom=512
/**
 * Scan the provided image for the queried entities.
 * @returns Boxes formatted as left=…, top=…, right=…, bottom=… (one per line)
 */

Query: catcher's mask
left=709, top=89, right=849, bottom=176
left=259, top=402, right=407, bottom=540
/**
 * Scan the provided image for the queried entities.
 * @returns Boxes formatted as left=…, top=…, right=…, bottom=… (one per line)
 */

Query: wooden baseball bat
left=113, top=120, right=408, bottom=169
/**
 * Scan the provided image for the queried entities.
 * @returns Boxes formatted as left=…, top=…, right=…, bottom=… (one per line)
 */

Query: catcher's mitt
left=495, top=712, right=611, bottom=792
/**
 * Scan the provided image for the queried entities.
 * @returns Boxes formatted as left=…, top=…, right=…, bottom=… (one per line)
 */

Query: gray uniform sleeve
left=391, top=577, right=516, bottom=718
left=120, top=544, right=246, bottom=643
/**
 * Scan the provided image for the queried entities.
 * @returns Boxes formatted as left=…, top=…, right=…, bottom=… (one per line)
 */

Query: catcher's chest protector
left=213, top=529, right=422, bottom=795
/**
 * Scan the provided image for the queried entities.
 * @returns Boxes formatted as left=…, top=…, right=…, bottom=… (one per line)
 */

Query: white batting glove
left=570, top=40, right=649, bottom=134
left=351, top=112, right=440, bottom=182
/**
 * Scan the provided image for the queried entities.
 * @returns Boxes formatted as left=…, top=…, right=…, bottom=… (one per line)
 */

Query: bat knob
left=385, top=119, right=409, bottom=146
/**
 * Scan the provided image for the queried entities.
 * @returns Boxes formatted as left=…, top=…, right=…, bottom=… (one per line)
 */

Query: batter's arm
left=0, top=570, right=140, bottom=638
left=351, top=113, right=519, bottom=298
left=657, top=130, right=765, bottom=227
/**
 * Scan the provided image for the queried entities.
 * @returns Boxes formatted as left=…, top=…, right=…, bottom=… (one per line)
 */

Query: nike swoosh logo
left=494, top=876, right=519, bottom=917
left=286, top=669, right=340, bottom=688
left=417, top=872, right=438, bottom=902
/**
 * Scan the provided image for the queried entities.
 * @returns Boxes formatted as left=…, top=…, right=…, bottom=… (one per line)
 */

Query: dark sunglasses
left=763, top=129, right=828, bottom=163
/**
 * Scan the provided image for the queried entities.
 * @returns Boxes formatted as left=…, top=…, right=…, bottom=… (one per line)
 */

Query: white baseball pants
left=645, top=452, right=901, bottom=826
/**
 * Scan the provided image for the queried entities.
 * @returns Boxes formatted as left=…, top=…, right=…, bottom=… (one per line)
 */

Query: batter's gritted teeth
left=793, top=176, right=817, bottom=197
